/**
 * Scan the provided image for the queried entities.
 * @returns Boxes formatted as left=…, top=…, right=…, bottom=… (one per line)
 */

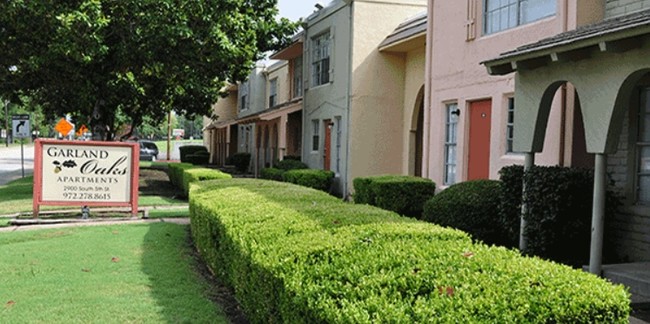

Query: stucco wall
left=239, top=64, right=267, bottom=118
left=402, top=48, right=425, bottom=176
left=348, top=0, right=426, bottom=187
left=266, top=61, right=290, bottom=107
left=606, top=0, right=650, bottom=18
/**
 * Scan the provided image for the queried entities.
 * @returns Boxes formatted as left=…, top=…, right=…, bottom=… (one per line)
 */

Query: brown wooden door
left=468, top=100, right=492, bottom=180
left=323, top=119, right=332, bottom=171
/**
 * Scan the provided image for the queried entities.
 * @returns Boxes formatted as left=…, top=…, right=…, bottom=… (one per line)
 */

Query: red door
left=468, top=100, right=492, bottom=180
left=323, top=119, right=332, bottom=171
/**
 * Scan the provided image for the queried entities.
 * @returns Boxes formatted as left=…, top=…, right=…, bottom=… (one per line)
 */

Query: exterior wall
left=348, top=0, right=426, bottom=189
left=426, top=0, right=604, bottom=187
left=402, top=47, right=425, bottom=176
left=239, top=64, right=267, bottom=118
left=266, top=61, right=290, bottom=108
left=203, top=87, right=239, bottom=164
left=606, top=0, right=650, bottom=18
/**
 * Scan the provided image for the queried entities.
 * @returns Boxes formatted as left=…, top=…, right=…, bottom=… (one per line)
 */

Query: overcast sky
left=277, top=0, right=324, bottom=22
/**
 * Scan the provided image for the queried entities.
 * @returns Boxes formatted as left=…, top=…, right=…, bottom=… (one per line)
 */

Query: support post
left=520, top=152, right=535, bottom=252
left=589, top=153, right=607, bottom=275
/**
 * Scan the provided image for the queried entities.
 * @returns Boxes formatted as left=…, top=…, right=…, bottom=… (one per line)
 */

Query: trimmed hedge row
left=353, top=175, right=436, bottom=218
left=179, top=145, right=208, bottom=163
left=190, top=179, right=630, bottom=323
left=282, top=169, right=334, bottom=192
left=167, top=162, right=231, bottom=197
left=423, top=180, right=508, bottom=246
left=260, top=159, right=309, bottom=182
left=186, top=150, right=210, bottom=165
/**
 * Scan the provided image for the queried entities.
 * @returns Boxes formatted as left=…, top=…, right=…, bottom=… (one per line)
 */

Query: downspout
left=344, top=0, right=354, bottom=199
left=422, top=0, right=434, bottom=178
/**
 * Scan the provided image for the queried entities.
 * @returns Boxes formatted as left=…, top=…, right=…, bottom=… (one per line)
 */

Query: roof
left=378, top=11, right=427, bottom=51
left=483, top=9, right=650, bottom=75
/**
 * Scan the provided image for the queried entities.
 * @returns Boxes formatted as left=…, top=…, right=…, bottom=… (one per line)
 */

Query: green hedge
left=179, top=145, right=208, bottom=162
left=228, top=152, right=251, bottom=173
left=181, top=168, right=231, bottom=197
left=423, top=180, right=509, bottom=246
left=353, top=175, right=436, bottom=218
left=282, top=169, right=334, bottom=192
left=186, top=150, right=210, bottom=165
left=260, top=167, right=284, bottom=181
left=499, top=165, right=620, bottom=266
left=167, top=163, right=195, bottom=188
left=189, top=179, right=630, bottom=323
left=275, top=159, right=308, bottom=171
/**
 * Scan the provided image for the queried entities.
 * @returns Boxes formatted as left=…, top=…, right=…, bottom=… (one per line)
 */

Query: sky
left=277, top=0, right=325, bottom=22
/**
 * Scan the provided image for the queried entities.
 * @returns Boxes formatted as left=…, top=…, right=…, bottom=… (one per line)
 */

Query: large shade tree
left=0, top=0, right=296, bottom=140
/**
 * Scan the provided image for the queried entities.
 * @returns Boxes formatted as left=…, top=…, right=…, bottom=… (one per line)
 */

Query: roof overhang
left=379, top=31, right=426, bottom=53
left=483, top=10, right=650, bottom=75
left=379, top=11, right=427, bottom=53
left=270, top=32, right=304, bottom=60
left=260, top=99, right=302, bottom=121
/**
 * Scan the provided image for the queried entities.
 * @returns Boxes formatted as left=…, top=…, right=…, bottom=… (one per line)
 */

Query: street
left=0, top=143, right=34, bottom=186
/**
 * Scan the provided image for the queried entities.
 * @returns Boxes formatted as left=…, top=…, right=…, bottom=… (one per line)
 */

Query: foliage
left=228, top=152, right=251, bottom=173
left=0, top=223, right=228, bottom=323
left=167, top=163, right=196, bottom=189
left=179, top=145, right=208, bottom=162
left=189, top=178, right=630, bottom=323
left=497, top=165, right=525, bottom=246
left=186, top=150, right=210, bottom=165
left=274, top=159, right=308, bottom=171
left=181, top=168, right=231, bottom=197
left=282, top=169, right=334, bottom=192
left=260, top=167, right=284, bottom=181
left=0, top=1, right=297, bottom=140
left=423, top=180, right=509, bottom=246
left=353, top=175, right=436, bottom=218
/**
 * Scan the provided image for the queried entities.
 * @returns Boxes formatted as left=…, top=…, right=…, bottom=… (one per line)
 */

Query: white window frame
left=506, top=97, right=515, bottom=153
left=292, top=56, right=303, bottom=98
left=239, top=81, right=249, bottom=112
left=269, top=78, right=278, bottom=108
left=444, top=103, right=459, bottom=185
left=483, top=0, right=556, bottom=35
left=312, top=119, right=320, bottom=151
left=311, top=32, right=330, bottom=87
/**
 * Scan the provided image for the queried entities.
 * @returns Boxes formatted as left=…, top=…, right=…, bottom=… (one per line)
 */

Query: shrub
left=353, top=175, right=436, bottom=218
left=179, top=145, right=208, bottom=162
left=498, top=165, right=621, bottom=266
left=260, top=167, right=284, bottom=181
left=282, top=169, right=334, bottom=192
left=497, top=165, right=524, bottom=247
left=181, top=168, right=231, bottom=197
left=189, top=179, right=630, bottom=323
left=423, top=180, right=507, bottom=245
left=186, top=150, right=210, bottom=165
left=167, top=163, right=195, bottom=188
left=282, top=155, right=301, bottom=161
left=274, top=159, right=308, bottom=171
left=229, top=152, right=251, bottom=173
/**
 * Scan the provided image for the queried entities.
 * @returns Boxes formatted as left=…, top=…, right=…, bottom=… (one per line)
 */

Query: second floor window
left=484, top=0, right=556, bottom=35
left=311, top=32, right=330, bottom=87
left=239, top=81, right=249, bottom=111
left=293, top=56, right=303, bottom=98
left=269, top=78, right=278, bottom=107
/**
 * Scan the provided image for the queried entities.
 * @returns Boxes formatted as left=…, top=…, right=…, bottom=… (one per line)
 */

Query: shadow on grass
left=141, top=223, right=246, bottom=323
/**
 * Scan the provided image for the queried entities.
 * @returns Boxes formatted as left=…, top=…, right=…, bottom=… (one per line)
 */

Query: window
left=311, top=32, right=330, bottom=87
left=269, top=78, right=278, bottom=107
left=444, top=103, right=459, bottom=185
left=239, top=81, right=249, bottom=111
left=483, top=0, right=556, bottom=34
left=506, top=97, right=515, bottom=153
left=312, top=119, right=320, bottom=151
left=293, top=56, right=303, bottom=98
left=636, top=88, right=650, bottom=204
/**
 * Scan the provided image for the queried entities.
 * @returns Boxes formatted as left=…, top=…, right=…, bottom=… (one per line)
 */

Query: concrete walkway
left=0, top=217, right=189, bottom=232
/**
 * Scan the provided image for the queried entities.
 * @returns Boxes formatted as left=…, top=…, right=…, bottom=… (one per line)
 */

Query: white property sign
left=33, top=139, right=140, bottom=216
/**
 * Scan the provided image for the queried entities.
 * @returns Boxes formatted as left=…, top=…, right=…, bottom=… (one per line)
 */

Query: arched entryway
left=410, top=86, right=425, bottom=177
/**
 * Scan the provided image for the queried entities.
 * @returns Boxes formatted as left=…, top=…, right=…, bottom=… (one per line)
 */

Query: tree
left=0, top=0, right=296, bottom=140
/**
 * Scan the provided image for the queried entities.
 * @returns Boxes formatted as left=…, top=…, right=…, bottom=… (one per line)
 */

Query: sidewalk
left=0, top=168, right=33, bottom=186
left=0, top=217, right=190, bottom=233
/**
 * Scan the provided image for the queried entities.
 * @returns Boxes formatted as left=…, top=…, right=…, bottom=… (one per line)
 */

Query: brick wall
left=606, top=0, right=650, bottom=18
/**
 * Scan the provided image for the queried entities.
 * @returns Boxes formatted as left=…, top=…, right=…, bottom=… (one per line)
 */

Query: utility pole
left=4, top=99, right=8, bottom=147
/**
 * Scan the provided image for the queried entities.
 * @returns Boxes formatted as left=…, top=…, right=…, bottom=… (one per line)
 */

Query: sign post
left=12, top=114, right=30, bottom=178
left=33, top=139, right=140, bottom=218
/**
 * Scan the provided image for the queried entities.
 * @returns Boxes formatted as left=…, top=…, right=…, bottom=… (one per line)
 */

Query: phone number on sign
left=62, top=192, right=112, bottom=200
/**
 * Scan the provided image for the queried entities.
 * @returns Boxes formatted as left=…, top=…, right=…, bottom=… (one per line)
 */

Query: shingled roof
left=379, top=11, right=427, bottom=50
left=483, top=9, right=650, bottom=75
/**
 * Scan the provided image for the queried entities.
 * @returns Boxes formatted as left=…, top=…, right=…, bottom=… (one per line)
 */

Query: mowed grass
left=0, top=223, right=228, bottom=323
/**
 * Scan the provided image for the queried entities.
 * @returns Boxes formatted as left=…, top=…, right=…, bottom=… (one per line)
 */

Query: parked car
left=138, top=140, right=159, bottom=161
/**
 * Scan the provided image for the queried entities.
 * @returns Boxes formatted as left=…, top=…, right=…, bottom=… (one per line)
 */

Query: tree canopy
left=0, top=0, right=297, bottom=140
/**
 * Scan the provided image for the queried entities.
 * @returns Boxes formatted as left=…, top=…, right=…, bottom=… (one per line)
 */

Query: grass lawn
left=0, top=223, right=229, bottom=323
left=0, top=165, right=186, bottom=216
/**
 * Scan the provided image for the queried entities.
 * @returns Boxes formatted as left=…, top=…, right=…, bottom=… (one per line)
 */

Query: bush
left=282, top=169, right=334, bottom=192
left=167, top=163, right=195, bottom=188
left=189, top=178, right=630, bottom=323
left=282, top=155, right=301, bottom=161
left=260, top=167, right=284, bottom=181
left=353, top=175, right=436, bottom=218
left=179, top=145, right=208, bottom=162
left=497, top=165, right=524, bottom=247
left=498, top=165, right=620, bottom=266
left=274, top=159, right=308, bottom=171
left=186, top=150, right=210, bottom=165
left=228, top=152, right=251, bottom=173
left=423, top=180, right=507, bottom=245
left=181, top=168, right=231, bottom=197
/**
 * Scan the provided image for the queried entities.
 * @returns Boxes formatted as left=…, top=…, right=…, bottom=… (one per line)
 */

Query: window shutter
left=328, top=26, right=335, bottom=83
left=466, top=0, right=477, bottom=41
